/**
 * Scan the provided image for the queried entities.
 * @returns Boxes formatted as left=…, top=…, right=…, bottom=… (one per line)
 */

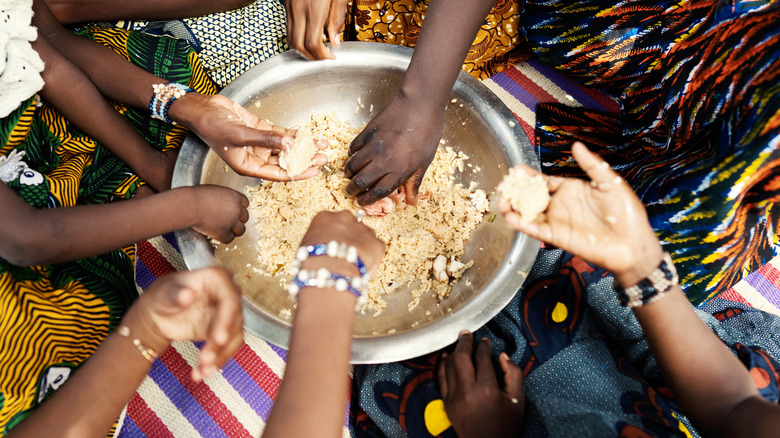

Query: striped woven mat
left=118, top=59, right=780, bottom=437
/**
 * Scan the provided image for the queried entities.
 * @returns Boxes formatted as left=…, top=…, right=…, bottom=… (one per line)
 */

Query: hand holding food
left=499, top=142, right=664, bottom=287
left=180, top=94, right=328, bottom=181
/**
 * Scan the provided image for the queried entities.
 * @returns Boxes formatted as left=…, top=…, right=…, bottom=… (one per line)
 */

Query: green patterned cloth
left=112, top=0, right=288, bottom=87
left=0, top=27, right=215, bottom=436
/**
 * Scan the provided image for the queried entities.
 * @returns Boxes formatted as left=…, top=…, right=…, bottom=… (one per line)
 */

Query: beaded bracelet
left=614, top=252, right=678, bottom=308
left=292, top=240, right=367, bottom=278
left=149, top=82, right=194, bottom=125
left=287, top=268, right=367, bottom=309
left=117, top=325, right=159, bottom=363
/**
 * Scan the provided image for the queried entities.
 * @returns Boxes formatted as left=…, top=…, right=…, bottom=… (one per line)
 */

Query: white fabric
left=0, top=0, right=44, bottom=118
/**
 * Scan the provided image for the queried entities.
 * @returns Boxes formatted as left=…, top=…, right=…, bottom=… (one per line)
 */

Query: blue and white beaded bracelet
left=149, top=82, right=194, bottom=125
left=287, top=268, right=367, bottom=309
left=292, top=240, right=367, bottom=278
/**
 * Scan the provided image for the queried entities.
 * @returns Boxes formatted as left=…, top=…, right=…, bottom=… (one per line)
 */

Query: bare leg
left=45, top=0, right=254, bottom=24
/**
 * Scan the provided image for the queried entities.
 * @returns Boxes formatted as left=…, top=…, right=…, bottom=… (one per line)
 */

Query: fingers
left=352, top=173, right=403, bottom=207
left=344, top=139, right=372, bottom=178
left=192, top=267, right=244, bottom=381
left=402, top=170, right=425, bottom=206
left=347, top=126, right=374, bottom=158
left=234, top=125, right=294, bottom=151
left=571, top=142, right=619, bottom=186
left=499, top=352, right=525, bottom=407
left=326, top=0, right=347, bottom=48
left=475, top=338, right=499, bottom=387
left=437, top=352, right=449, bottom=399
left=449, top=331, right=476, bottom=386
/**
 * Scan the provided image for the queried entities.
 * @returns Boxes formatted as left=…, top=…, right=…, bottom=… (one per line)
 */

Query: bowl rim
left=172, top=41, right=540, bottom=363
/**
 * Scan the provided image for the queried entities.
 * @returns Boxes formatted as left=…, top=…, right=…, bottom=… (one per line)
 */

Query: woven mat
left=119, top=60, right=780, bottom=437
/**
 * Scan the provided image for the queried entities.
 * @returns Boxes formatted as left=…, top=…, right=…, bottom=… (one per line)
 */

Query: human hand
left=298, top=210, right=385, bottom=277
left=437, top=331, right=525, bottom=438
left=176, top=94, right=327, bottom=181
left=285, top=0, right=348, bottom=60
left=499, top=142, right=664, bottom=287
left=344, top=94, right=443, bottom=206
left=188, top=185, right=249, bottom=243
left=121, top=267, right=244, bottom=382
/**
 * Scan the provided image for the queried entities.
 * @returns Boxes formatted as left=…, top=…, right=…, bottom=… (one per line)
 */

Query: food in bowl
left=239, top=113, right=489, bottom=315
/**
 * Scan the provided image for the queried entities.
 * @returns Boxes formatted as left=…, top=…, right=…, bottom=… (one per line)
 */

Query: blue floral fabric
left=350, top=247, right=780, bottom=437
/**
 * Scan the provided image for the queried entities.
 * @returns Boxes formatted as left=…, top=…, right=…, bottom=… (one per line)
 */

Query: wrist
left=613, top=243, right=665, bottom=289
left=118, top=306, right=171, bottom=359
left=167, top=91, right=209, bottom=128
left=615, top=252, right=678, bottom=308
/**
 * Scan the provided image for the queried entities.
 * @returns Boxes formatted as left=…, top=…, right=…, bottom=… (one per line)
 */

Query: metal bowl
left=172, top=42, right=539, bottom=363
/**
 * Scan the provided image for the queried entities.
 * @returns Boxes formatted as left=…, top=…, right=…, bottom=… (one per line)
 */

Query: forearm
left=633, top=287, right=761, bottom=436
left=46, top=0, right=253, bottom=25
left=263, top=285, right=356, bottom=437
left=0, top=183, right=199, bottom=266
left=399, top=0, right=498, bottom=108
left=32, top=28, right=168, bottom=188
left=7, top=310, right=170, bottom=438
left=33, top=0, right=157, bottom=110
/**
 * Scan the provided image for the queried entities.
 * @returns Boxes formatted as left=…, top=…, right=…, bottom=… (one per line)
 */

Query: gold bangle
left=117, top=325, right=159, bottom=363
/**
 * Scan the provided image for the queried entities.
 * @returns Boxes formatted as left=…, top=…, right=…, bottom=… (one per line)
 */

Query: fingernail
left=500, top=352, right=509, bottom=361
left=282, top=137, right=293, bottom=149
left=459, top=330, right=470, bottom=336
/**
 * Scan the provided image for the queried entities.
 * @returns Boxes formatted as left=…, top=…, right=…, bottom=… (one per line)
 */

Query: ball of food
left=498, top=167, right=550, bottom=223
left=279, top=133, right=318, bottom=178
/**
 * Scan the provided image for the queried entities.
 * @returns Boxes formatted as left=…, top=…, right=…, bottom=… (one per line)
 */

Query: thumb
left=403, top=169, right=425, bottom=206
left=159, top=283, right=196, bottom=314
left=500, top=352, right=525, bottom=405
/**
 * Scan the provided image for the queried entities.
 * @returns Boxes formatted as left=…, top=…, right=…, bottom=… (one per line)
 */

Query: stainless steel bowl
left=172, top=41, right=539, bottom=363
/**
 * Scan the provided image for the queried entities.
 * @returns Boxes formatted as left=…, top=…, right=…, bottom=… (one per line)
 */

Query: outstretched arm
left=45, top=0, right=253, bottom=25
left=500, top=142, right=780, bottom=437
left=33, top=0, right=324, bottom=181
left=31, top=7, right=175, bottom=191
left=7, top=267, right=245, bottom=438
left=344, top=0, right=499, bottom=206
left=263, top=211, right=385, bottom=438
left=0, top=182, right=248, bottom=266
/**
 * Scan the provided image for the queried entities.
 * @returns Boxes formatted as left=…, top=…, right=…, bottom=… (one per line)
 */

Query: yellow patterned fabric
left=0, top=26, right=215, bottom=435
left=345, top=0, right=527, bottom=79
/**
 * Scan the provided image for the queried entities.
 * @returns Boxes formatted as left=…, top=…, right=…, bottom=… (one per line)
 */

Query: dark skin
left=264, top=211, right=385, bottom=438
left=45, top=0, right=254, bottom=25
left=0, top=182, right=248, bottom=267
left=287, top=0, right=500, bottom=206
left=31, top=5, right=176, bottom=192
left=437, top=332, right=525, bottom=438
left=33, top=0, right=327, bottom=184
left=7, top=266, right=245, bottom=438
left=450, top=142, right=780, bottom=438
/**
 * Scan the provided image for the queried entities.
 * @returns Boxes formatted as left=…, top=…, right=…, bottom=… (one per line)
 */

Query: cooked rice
left=246, top=113, right=488, bottom=315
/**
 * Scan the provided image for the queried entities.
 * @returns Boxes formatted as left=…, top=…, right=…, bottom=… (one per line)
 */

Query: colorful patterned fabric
left=526, top=0, right=780, bottom=304
left=344, top=0, right=530, bottom=79
left=112, top=0, right=288, bottom=88
left=120, top=56, right=780, bottom=436
left=0, top=27, right=214, bottom=436
left=350, top=248, right=780, bottom=438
